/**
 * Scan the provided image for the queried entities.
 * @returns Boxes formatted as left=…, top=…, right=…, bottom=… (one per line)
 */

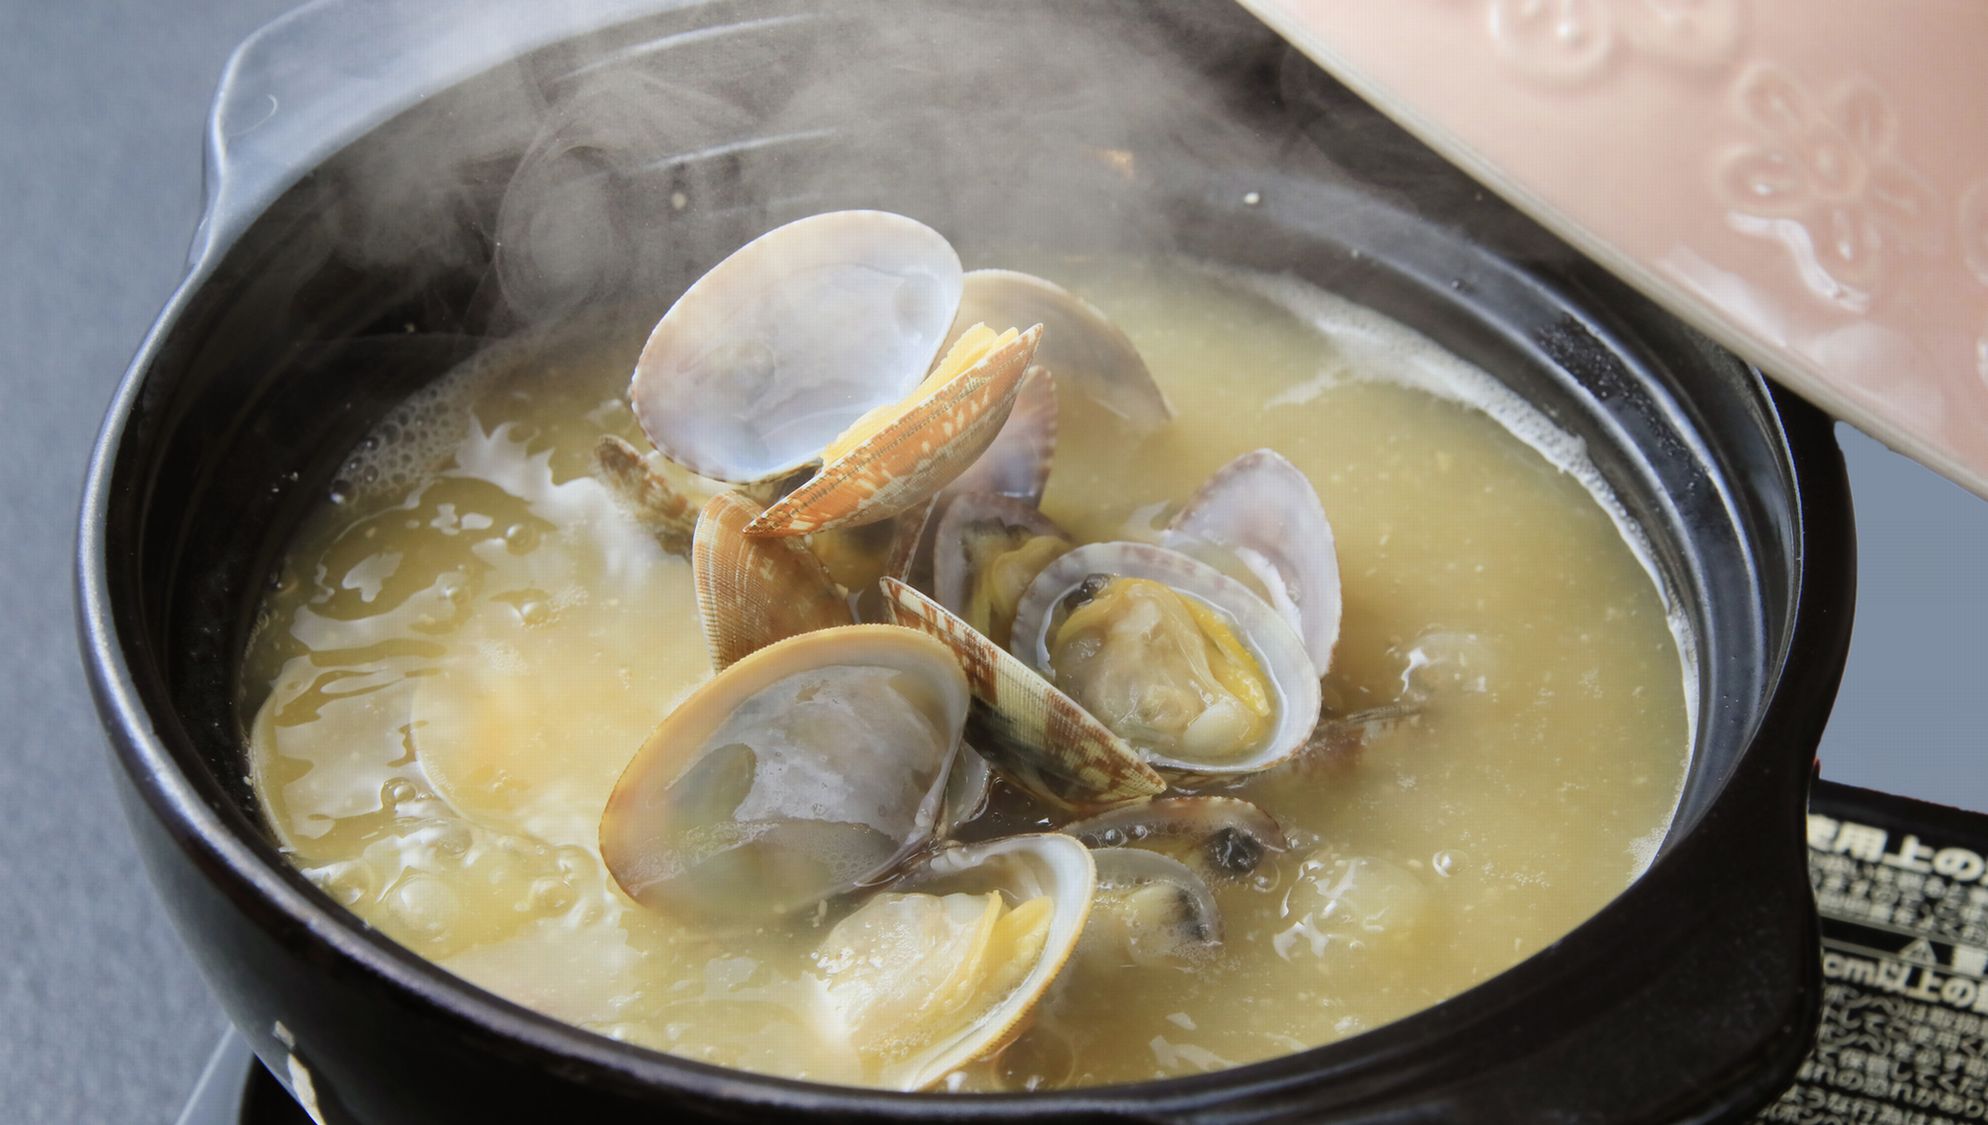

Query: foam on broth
left=241, top=258, right=1690, bottom=1089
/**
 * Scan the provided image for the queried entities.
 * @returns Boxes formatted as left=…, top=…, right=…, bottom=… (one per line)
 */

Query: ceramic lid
left=1238, top=0, right=1988, bottom=498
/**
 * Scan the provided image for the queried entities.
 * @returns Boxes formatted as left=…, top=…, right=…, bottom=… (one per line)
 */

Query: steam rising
left=310, top=1, right=1324, bottom=331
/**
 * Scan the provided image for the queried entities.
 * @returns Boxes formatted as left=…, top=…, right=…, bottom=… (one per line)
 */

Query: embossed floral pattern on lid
left=1717, top=67, right=1938, bottom=313
left=1485, top=0, right=1742, bottom=82
left=1236, top=0, right=1988, bottom=497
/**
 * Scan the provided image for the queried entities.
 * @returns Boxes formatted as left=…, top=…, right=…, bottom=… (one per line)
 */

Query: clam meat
left=932, top=492, right=1072, bottom=650
left=1009, top=542, right=1322, bottom=774
left=1162, top=448, right=1342, bottom=676
left=813, top=833, right=1094, bottom=1090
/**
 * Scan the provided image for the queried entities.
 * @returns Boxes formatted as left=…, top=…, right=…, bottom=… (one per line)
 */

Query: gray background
left=2, top=2, right=1982, bottom=1120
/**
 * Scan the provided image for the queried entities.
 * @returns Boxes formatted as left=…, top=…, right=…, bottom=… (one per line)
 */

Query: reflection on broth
left=242, top=256, right=1689, bottom=1090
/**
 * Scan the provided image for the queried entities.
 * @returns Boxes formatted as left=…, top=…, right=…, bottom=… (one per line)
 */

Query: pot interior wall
left=109, top=0, right=1799, bottom=1022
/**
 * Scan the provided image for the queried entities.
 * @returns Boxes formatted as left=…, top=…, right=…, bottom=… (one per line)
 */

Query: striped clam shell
left=594, top=434, right=700, bottom=551
left=693, top=491, right=852, bottom=671
left=745, top=326, right=1043, bottom=538
left=880, top=576, right=1164, bottom=810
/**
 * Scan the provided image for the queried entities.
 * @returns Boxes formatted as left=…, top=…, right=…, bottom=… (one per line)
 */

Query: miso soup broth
left=242, top=258, right=1690, bottom=1090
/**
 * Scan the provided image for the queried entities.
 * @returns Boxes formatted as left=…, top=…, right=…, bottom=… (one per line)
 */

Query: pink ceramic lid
left=1238, top=0, right=1988, bottom=498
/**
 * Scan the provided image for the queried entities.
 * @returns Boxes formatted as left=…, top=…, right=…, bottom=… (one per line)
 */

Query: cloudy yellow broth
left=241, top=258, right=1690, bottom=1090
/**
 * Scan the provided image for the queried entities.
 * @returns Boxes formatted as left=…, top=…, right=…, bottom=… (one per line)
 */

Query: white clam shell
left=952, top=270, right=1171, bottom=432
left=935, top=743, right=993, bottom=838
left=1010, top=541, right=1323, bottom=775
left=600, top=625, right=968, bottom=924
left=1165, top=449, right=1342, bottom=676
left=630, top=210, right=964, bottom=484
left=1085, top=846, right=1223, bottom=964
left=877, top=833, right=1096, bottom=1090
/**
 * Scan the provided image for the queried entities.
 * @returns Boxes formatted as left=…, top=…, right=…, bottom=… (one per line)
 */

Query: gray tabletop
left=4, top=3, right=1984, bottom=1120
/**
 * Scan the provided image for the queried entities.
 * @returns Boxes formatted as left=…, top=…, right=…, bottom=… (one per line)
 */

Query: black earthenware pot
left=78, top=1, right=1855, bottom=1121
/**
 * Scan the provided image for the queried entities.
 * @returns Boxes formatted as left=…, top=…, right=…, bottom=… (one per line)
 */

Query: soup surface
left=242, top=258, right=1689, bottom=1090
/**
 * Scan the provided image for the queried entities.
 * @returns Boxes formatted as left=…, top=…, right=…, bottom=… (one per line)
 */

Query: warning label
left=1758, top=783, right=1988, bottom=1123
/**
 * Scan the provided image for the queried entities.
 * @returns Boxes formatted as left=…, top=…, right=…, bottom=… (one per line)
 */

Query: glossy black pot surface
left=79, top=1, right=1855, bottom=1121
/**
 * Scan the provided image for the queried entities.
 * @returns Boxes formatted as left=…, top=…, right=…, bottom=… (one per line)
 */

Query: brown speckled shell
left=745, top=326, right=1043, bottom=538
left=595, top=435, right=697, bottom=551
left=880, top=577, right=1163, bottom=809
left=944, top=364, right=1058, bottom=505
left=693, top=491, right=852, bottom=670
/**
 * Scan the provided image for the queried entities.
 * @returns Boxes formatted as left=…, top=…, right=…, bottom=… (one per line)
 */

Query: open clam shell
left=746, top=326, right=1043, bottom=538
left=943, top=365, right=1058, bottom=505
left=813, top=833, right=1094, bottom=1091
left=932, top=493, right=1071, bottom=649
left=1010, top=541, right=1323, bottom=775
left=600, top=625, right=967, bottom=924
left=1080, top=848, right=1223, bottom=968
left=1062, top=796, right=1287, bottom=882
left=881, top=366, right=1060, bottom=602
left=952, top=269, right=1172, bottom=432
left=631, top=210, right=964, bottom=484
left=880, top=577, right=1165, bottom=809
left=1164, top=449, right=1342, bottom=675
left=935, top=744, right=994, bottom=838
left=692, top=491, right=852, bottom=671
left=883, top=497, right=941, bottom=589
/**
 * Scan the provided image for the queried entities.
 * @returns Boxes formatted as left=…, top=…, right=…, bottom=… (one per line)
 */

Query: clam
left=594, top=434, right=699, bottom=551
left=630, top=210, right=964, bottom=485
left=692, top=491, right=852, bottom=671
left=882, top=497, right=941, bottom=590
left=1009, top=542, right=1323, bottom=775
left=1062, top=796, right=1287, bottom=882
left=879, top=577, right=1166, bottom=810
left=745, top=324, right=1044, bottom=537
left=942, top=365, right=1058, bottom=506
left=813, top=833, right=1094, bottom=1090
left=806, top=517, right=905, bottom=602
left=599, top=625, right=967, bottom=924
left=952, top=269, right=1172, bottom=432
left=936, top=744, right=993, bottom=838
left=1163, top=449, right=1342, bottom=676
left=932, top=493, right=1072, bottom=650
left=1077, top=848, right=1222, bottom=969
left=882, top=365, right=1060, bottom=604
